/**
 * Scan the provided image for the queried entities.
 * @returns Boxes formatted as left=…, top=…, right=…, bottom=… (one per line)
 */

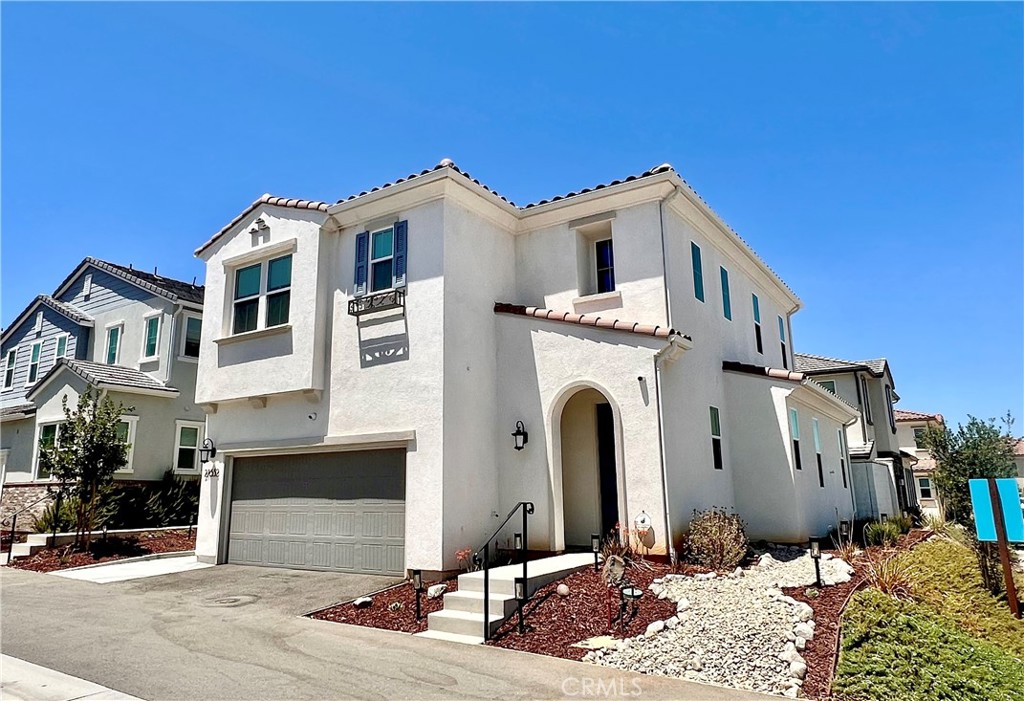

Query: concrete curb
left=56, top=550, right=196, bottom=573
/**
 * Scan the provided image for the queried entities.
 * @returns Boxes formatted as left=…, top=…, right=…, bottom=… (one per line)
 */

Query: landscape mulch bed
left=486, top=563, right=711, bottom=660
left=7, top=529, right=196, bottom=573
left=310, top=577, right=458, bottom=634
left=782, top=528, right=933, bottom=700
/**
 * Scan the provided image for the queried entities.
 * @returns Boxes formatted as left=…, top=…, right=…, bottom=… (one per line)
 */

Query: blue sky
left=2, top=3, right=1021, bottom=428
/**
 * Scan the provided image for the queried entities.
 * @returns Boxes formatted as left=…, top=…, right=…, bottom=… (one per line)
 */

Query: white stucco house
left=793, top=353, right=918, bottom=521
left=0, top=258, right=206, bottom=522
left=192, top=160, right=858, bottom=576
left=894, top=409, right=945, bottom=518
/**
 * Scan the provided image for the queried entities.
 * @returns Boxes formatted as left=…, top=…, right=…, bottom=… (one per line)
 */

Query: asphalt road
left=1, top=564, right=770, bottom=701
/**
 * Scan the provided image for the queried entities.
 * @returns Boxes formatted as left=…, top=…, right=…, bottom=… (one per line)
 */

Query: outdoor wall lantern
left=199, top=438, right=217, bottom=463
left=412, top=569, right=423, bottom=620
left=591, top=533, right=601, bottom=571
left=809, top=537, right=822, bottom=587
left=514, top=576, right=527, bottom=634
left=511, top=421, right=529, bottom=451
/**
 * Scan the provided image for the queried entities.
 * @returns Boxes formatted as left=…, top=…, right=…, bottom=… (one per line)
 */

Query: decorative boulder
left=676, top=597, right=691, bottom=612
left=758, top=553, right=777, bottom=568
left=556, top=583, right=570, bottom=597
left=789, top=661, right=808, bottom=680
left=427, top=584, right=447, bottom=599
left=794, top=622, right=814, bottom=640
left=353, top=597, right=373, bottom=609
left=645, top=620, right=665, bottom=637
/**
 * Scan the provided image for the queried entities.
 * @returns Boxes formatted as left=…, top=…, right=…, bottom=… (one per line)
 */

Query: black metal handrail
left=3, top=491, right=54, bottom=564
left=474, top=500, right=534, bottom=641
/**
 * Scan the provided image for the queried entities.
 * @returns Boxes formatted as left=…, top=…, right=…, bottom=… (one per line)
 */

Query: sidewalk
left=52, top=554, right=211, bottom=584
left=0, top=655, right=143, bottom=701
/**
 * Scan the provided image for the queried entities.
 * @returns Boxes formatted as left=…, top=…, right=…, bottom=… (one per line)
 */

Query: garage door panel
left=228, top=450, right=406, bottom=575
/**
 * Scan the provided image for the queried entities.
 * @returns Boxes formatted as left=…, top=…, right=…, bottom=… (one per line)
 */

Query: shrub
left=922, top=512, right=949, bottom=535
left=33, top=496, right=78, bottom=534
left=831, top=530, right=860, bottom=564
left=100, top=471, right=198, bottom=529
left=864, top=520, right=900, bottom=547
left=865, top=554, right=915, bottom=601
left=686, top=508, right=747, bottom=570
left=889, top=514, right=913, bottom=534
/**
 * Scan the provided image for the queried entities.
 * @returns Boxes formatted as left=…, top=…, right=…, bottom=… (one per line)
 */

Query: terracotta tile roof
left=493, top=302, right=684, bottom=340
left=794, top=352, right=889, bottom=377
left=521, top=163, right=675, bottom=209
left=1014, top=439, right=1024, bottom=457
left=894, top=409, right=944, bottom=423
left=27, top=358, right=179, bottom=400
left=336, top=159, right=517, bottom=207
left=195, top=194, right=331, bottom=256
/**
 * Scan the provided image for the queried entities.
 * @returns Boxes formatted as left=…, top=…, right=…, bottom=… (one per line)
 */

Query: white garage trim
left=217, top=430, right=416, bottom=457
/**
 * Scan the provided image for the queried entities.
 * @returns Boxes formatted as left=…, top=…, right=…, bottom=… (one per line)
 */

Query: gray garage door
left=228, top=450, right=405, bottom=575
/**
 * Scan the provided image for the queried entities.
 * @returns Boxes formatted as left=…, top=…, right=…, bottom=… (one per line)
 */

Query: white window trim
left=228, top=254, right=292, bottom=337
left=33, top=421, right=63, bottom=481
left=812, top=417, right=822, bottom=454
left=178, top=313, right=202, bottom=362
left=25, top=340, right=43, bottom=387
left=917, top=477, right=933, bottom=500
left=3, top=348, right=17, bottom=389
left=33, top=311, right=43, bottom=334
left=141, top=312, right=162, bottom=362
left=115, top=415, right=139, bottom=473
left=369, top=226, right=396, bottom=294
left=105, top=321, right=124, bottom=365
left=789, top=408, right=800, bottom=440
left=54, top=333, right=71, bottom=361
left=83, top=273, right=93, bottom=297
left=173, top=420, right=205, bottom=474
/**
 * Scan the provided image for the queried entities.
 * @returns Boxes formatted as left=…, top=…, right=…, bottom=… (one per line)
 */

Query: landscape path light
left=591, top=533, right=601, bottom=571
left=514, top=576, right=527, bottom=634
left=809, top=537, right=822, bottom=588
left=412, top=569, right=423, bottom=621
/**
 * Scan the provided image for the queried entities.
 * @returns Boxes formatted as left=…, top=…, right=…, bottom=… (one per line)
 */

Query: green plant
left=865, top=554, right=916, bottom=601
left=33, top=497, right=78, bottom=534
left=889, top=514, right=913, bottom=535
left=834, top=589, right=1024, bottom=701
left=831, top=531, right=860, bottom=564
left=864, top=520, right=900, bottom=547
left=923, top=512, right=950, bottom=536
left=685, top=508, right=748, bottom=570
left=98, top=471, right=199, bottom=529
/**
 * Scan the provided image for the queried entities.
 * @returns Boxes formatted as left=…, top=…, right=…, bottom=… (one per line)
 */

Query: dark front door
left=596, top=403, right=619, bottom=536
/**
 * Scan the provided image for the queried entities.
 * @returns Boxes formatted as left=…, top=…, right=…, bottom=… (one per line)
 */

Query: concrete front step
left=442, top=589, right=519, bottom=617
left=457, top=552, right=593, bottom=597
left=413, top=629, right=485, bottom=645
left=426, top=609, right=506, bottom=637
left=9, top=542, right=44, bottom=559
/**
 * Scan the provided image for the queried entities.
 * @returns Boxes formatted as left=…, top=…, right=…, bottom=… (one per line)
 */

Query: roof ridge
left=88, top=257, right=205, bottom=291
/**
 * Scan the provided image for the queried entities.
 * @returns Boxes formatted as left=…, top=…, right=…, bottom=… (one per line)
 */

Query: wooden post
left=988, top=478, right=1021, bottom=620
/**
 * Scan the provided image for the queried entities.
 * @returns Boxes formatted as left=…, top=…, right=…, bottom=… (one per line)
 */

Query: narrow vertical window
left=83, top=273, right=93, bottom=297
left=710, top=406, right=723, bottom=470
left=232, top=263, right=262, bottom=334
left=3, top=350, right=16, bottom=389
left=719, top=267, right=732, bottom=320
left=27, top=342, right=42, bottom=384
left=595, top=239, right=615, bottom=294
left=182, top=317, right=202, bottom=358
left=913, top=427, right=926, bottom=448
left=105, top=326, right=121, bottom=365
left=55, top=335, right=69, bottom=360
left=370, top=227, right=395, bottom=293
left=266, top=255, right=292, bottom=327
left=861, top=376, right=873, bottom=424
left=813, top=418, right=824, bottom=488
left=752, top=294, right=763, bottom=354
left=690, top=242, right=705, bottom=302
left=143, top=316, right=161, bottom=359
left=115, top=417, right=137, bottom=472
left=838, top=428, right=848, bottom=489
left=789, top=408, right=802, bottom=470
left=37, top=423, right=60, bottom=479
left=33, top=311, right=43, bottom=334
left=885, top=385, right=896, bottom=434
left=778, top=316, right=788, bottom=369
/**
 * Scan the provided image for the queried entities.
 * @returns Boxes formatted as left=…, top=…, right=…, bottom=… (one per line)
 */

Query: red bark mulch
left=7, top=529, right=196, bottom=573
left=486, top=563, right=703, bottom=660
left=782, top=528, right=933, bottom=700
left=309, top=577, right=457, bottom=633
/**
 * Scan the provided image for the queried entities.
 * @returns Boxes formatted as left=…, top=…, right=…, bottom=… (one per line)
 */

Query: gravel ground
left=586, top=547, right=854, bottom=698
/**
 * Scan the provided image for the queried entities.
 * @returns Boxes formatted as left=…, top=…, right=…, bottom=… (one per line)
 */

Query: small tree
left=922, top=413, right=1017, bottom=593
left=39, top=388, right=132, bottom=548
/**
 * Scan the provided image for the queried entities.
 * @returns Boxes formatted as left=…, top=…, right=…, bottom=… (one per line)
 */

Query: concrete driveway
left=1, top=565, right=771, bottom=700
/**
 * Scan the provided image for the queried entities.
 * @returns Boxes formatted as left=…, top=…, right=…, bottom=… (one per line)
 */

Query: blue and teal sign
left=970, top=478, right=1024, bottom=543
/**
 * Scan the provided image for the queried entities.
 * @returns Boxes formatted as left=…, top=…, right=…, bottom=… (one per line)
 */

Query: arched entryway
left=558, top=387, right=621, bottom=549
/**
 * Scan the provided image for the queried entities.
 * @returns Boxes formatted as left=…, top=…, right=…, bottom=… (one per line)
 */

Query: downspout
left=653, top=342, right=676, bottom=565
left=658, top=195, right=673, bottom=329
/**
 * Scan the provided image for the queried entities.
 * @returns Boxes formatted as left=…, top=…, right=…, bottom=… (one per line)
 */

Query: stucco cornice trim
left=494, top=302, right=688, bottom=341
left=218, top=430, right=417, bottom=457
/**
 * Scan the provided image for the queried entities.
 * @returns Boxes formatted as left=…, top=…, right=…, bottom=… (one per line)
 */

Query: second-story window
left=266, top=256, right=292, bottom=327
left=105, top=325, right=122, bottom=365
left=3, top=350, right=16, bottom=389
left=789, top=407, right=802, bottom=470
left=813, top=418, right=824, bottom=488
left=752, top=294, right=763, bottom=354
left=719, top=267, right=732, bottom=320
left=818, top=380, right=837, bottom=393
left=36, top=422, right=62, bottom=479
left=778, top=315, right=788, bottom=369
left=232, top=255, right=293, bottom=335
left=143, top=315, right=161, bottom=360
left=182, top=316, right=202, bottom=358
left=27, top=341, right=42, bottom=385
left=885, top=384, right=896, bottom=434
left=913, top=427, right=926, bottom=448
left=354, top=221, right=408, bottom=297
left=595, top=239, right=615, bottom=294
left=233, top=263, right=262, bottom=334
left=690, top=242, right=705, bottom=302
left=55, top=334, right=70, bottom=360
left=838, top=428, right=848, bottom=488
left=860, top=376, right=873, bottom=425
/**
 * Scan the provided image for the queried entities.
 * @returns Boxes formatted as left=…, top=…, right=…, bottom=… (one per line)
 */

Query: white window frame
left=25, top=341, right=43, bottom=387
left=173, top=420, right=205, bottom=474
left=3, top=349, right=17, bottom=389
left=34, top=421, right=63, bottom=480
left=54, top=333, right=71, bottom=361
left=228, top=253, right=293, bottom=336
left=141, top=312, right=162, bottom=362
left=115, top=415, right=139, bottom=473
left=105, top=322, right=124, bottom=365
left=369, top=226, right=396, bottom=294
left=917, top=477, right=933, bottom=500
left=179, top=313, right=202, bottom=361
left=913, top=426, right=927, bottom=448
left=861, top=376, right=873, bottom=424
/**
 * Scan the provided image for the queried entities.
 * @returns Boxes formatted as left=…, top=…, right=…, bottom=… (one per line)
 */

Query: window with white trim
left=26, top=341, right=42, bottom=385
left=105, top=325, right=122, bottom=365
left=752, top=294, right=763, bottom=354
left=813, top=418, right=824, bottom=488
left=778, top=315, right=788, bottom=369
left=710, top=406, right=723, bottom=470
left=181, top=315, right=202, bottom=358
left=861, top=376, right=873, bottom=424
left=3, top=349, right=16, bottom=389
left=115, top=416, right=138, bottom=472
left=885, top=384, right=897, bottom=434
left=913, top=427, right=927, bottom=448
left=142, top=314, right=161, bottom=360
left=36, top=422, right=62, bottom=479
left=838, top=428, right=848, bottom=489
left=33, top=311, right=43, bottom=334
left=54, top=333, right=70, bottom=361
left=789, top=408, right=802, bottom=470
left=917, top=477, right=933, bottom=500
left=691, top=242, right=705, bottom=302
left=174, top=421, right=205, bottom=472
left=232, top=254, right=292, bottom=334
left=595, top=239, right=615, bottom=294
left=354, top=221, right=408, bottom=297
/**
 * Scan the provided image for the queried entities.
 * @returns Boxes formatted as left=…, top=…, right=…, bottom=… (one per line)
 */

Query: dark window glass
left=781, top=342, right=788, bottom=369
left=691, top=242, right=705, bottom=302
left=372, top=260, right=394, bottom=292
left=841, top=458, right=848, bottom=488
left=267, top=255, right=292, bottom=291
left=817, top=454, right=825, bottom=488
left=595, top=239, right=615, bottom=293
left=266, top=291, right=290, bottom=327
left=234, top=263, right=261, bottom=299
left=233, top=299, right=259, bottom=334
left=720, top=267, right=732, bottom=320
left=793, top=439, right=802, bottom=470
left=184, top=318, right=202, bottom=358
left=754, top=324, right=763, bottom=354
left=712, top=437, right=723, bottom=470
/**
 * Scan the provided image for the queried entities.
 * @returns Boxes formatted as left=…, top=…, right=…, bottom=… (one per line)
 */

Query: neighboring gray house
left=0, top=258, right=205, bottom=522
left=794, top=353, right=918, bottom=520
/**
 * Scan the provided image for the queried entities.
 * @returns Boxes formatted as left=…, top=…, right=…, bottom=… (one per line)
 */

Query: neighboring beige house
left=1013, top=439, right=1024, bottom=479
left=794, top=353, right=918, bottom=521
left=191, top=160, right=858, bottom=577
left=894, top=409, right=945, bottom=518
left=0, top=258, right=205, bottom=523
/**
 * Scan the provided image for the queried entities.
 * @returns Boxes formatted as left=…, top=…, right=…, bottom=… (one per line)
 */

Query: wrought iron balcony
left=348, top=288, right=405, bottom=317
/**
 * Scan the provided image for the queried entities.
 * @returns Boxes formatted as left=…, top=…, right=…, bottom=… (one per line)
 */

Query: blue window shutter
left=393, top=220, right=408, bottom=288
left=354, top=231, right=369, bottom=297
